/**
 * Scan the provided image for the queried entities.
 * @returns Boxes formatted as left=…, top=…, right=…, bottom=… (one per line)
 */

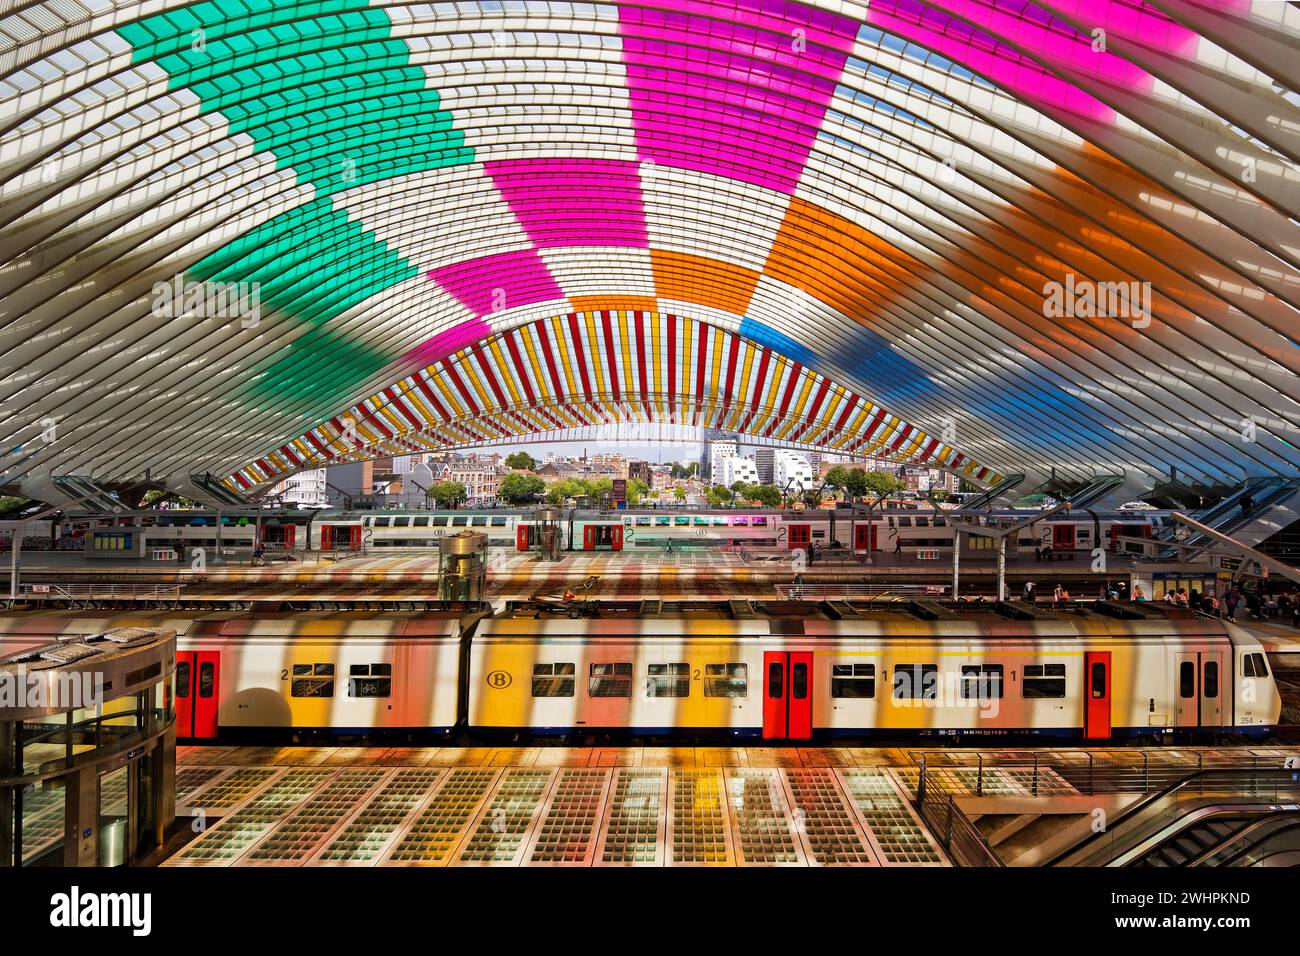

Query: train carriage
left=465, top=603, right=1280, bottom=741
left=0, top=602, right=1277, bottom=743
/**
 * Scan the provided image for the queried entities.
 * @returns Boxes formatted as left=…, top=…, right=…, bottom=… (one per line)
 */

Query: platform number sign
left=486, top=670, right=512, bottom=689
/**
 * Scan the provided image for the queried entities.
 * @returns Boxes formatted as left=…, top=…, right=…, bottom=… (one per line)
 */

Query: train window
left=176, top=660, right=190, bottom=697
left=674, top=516, right=689, bottom=526
left=792, top=663, right=808, bottom=699
left=893, top=664, right=937, bottom=700
left=432, top=517, right=449, bottom=527
left=413, top=517, right=430, bottom=527
left=393, top=518, right=411, bottom=528
left=491, top=517, right=507, bottom=527
left=1022, top=664, right=1066, bottom=698
left=1203, top=661, right=1219, bottom=698
left=636, top=516, right=652, bottom=527
left=897, top=517, right=912, bottom=527
left=932, top=516, right=946, bottom=526
left=752, top=517, right=768, bottom=527
left=532, top=663, right=575, bottom=697
left=1179, top=661, right=1195, bottom=698
left=767, top=661, right=783, bottom=698
left=451, top=517, right=468, bottom=527
left=655, top=516, right=670, bottom=526
left=198, top=662, right=215, bottom=698
left=694, top=517, right=709, bottom=526
left=1077, top=529, right=1090, bottom=540
left=647, top=663, right=690, bottom=697
left=960, top=664, right=1004, bottom=700
left=372, top=518, right=391, bottom=528
left=831, top=664, right=875, bottom=698
left=291, top=663, right=335, bottom=698
left=915, top=517, right=929, bottom=528
left=589, top=662, right=632, bottom=698
left=1243, top=653, right=1269, bottom=678
left=705, top=663, right=747, bottom=698
left=472, top=518, right=487, bottom=527
left=1090, top=662, right=1106, bottom=699
left=348, top=664, right=392, bottom=698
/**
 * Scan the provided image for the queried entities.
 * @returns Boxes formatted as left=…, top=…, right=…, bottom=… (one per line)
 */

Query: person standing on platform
left=1225, top=585, right=1240, bottom=620
left=1023, top=581, right=1035, bottom=602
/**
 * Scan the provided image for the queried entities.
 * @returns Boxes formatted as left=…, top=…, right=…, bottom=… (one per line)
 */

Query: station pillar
left=533, top=507, right=563, bottom=561
left=439, top=531, right=488, bottom=603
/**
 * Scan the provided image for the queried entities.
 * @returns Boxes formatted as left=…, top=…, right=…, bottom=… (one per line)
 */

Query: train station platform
left=158, top=745, right=1292, bottom=868
left=165, top=745, right=946, bottom=867
left=7, top=548, right=1126, bottom=603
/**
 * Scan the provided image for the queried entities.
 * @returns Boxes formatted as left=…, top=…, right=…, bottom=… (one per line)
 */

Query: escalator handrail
left=1044, top=768, right=1298, bottom=867
left=1192, top=814, right=1300, bottom=868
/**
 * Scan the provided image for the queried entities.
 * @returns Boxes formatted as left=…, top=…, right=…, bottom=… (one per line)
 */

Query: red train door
left=175, top=651, right=220, bottom=739
left=1053, top=524, right=1076, bottom=551
left=1084, top=651, right=1111, bottom=740
left=516, top=525, right=531, bottom=551
left=284, top=525, right=295, bottom=548
left=787, top=524, right=810, bottom=550
left=582, top=525, right=597, bottom=550
left=611, top=526, right=623, bottom=551
left=853, top=524, right=876, bottom=551
left=349, top=525, right=362, bottom=551
left=175, top=652, right=194, bottom=738
left=320, top=525, right=333, bottom=550
left=762, top=651, right=813, bottom=740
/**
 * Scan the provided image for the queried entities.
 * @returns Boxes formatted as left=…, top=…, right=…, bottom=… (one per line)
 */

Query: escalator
left=1063, top=474, right=1126, bottom=510
left=1129, top=808, right=1300, bottom=866
left=1155, top=476, right=1300, bottom=560
left=190, top=473, right=253, bottom=508
left=1046, top=769, right=1300, bottom=867
left=960, top=473, right=1024, bottom=510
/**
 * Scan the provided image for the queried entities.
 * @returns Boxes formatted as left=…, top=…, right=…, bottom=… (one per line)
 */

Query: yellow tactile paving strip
left=166, top=748, right=946, bottom=867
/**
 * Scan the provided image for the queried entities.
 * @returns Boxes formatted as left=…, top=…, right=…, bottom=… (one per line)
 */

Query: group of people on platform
left=1018, top=577, right=1300, bottom=627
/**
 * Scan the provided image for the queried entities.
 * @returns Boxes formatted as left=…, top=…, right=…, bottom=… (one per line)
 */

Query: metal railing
left=775, top=583, right=949, bottom=599
left=911, top=747, right=1290, bottom=800
left=15, top=583, right=183, bottom=603
left=916, top=790, right=1004, bottom=867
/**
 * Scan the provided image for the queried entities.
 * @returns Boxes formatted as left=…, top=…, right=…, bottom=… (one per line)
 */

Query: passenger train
left=68, top=505, right=1168, bottom=558
left=0, top=601, right=1280, bottom=743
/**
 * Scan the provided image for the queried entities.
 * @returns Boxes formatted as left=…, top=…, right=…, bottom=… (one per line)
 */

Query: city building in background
left=774, top=451, right=815, bottom=492
left=721, top=455, right=759, bottom=487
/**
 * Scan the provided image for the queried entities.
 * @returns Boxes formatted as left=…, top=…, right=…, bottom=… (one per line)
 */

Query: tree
left=670, top=461, right=699, bottom=480
left=499, top=473, right=545, bottom=504
left=627, top=477, right=649, bottom=507
left=802, top=488, right=824, bottom=509
left=750, top=484, right=782, bottom=508
left=545, top=477, right=583, bottom=505
left=705, top=485, right=732, bottom=508
left=505, top=451, right=537, bottom=472
left=673, top=484, right=688, bottom=502
left=823, top=465, right=851, bottom=500
left=430, top=480, right=468, bottom=508
left=861, top=469, right=905, bottom=501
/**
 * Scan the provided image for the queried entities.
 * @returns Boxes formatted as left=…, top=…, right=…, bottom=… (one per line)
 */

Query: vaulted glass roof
left=1, top=0, right=1297, bottom=497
